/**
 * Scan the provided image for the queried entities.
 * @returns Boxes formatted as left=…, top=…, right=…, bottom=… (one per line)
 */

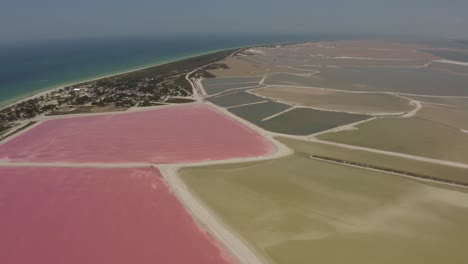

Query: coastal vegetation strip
left=0, top=49, right=236, bottom=126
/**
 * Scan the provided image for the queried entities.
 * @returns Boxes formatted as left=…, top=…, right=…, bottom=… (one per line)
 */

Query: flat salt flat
left=259, top=108, right=369, bottom=136
left=228, top=101, right=291, bottom=125
left=208, top=57, right=308, bottom=77
left=404, top=95, right=468, bottom=110
left=253, top=86, right=413, bottom=114
left=206, top=92, right=266, bottom=107
left=202, top=77, right=262, bottom=95
left=264, top=67, right=468, bottom=96
left=427, top=61, right=468, bottom=75
left=180, top=138, right=468, bottom=264
left=318, top=117, right=468, bottom=164
left=423, top=49, right=468, bottom=63
left=202, top=76, right=262, bottom=86
left=203, top=83, right=260, bottom=95
left=417, top=104, right=468, bottom=130
left=278, top=137, right=468, bottom=185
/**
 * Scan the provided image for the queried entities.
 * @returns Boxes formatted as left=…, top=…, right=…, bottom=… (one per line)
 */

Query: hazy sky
left=2, top=0, right=468, bottom=42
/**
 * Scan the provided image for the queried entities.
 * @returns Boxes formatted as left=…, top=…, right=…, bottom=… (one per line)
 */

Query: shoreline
left=1, top=39, right=311, bottom=111
left=0, top=48, right=232, bottom=111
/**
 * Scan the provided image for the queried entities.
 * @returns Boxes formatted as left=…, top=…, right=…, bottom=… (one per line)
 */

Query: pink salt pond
left=0, top=167, right=234, bottom=264
left=0, top=104, right=274, bottom=163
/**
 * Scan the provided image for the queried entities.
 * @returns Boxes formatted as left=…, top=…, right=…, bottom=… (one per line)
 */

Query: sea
left=0, top=33, right=352, bottom=107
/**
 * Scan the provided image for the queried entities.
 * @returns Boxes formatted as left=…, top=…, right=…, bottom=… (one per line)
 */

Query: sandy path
left=309, top=117, right=377, bottom=137
left=195, top=78, right=208, bottom=96
left=331, top=56, right=414, bottom=61
left=185, top=49, right=243, bottom=101
left=325, top=62, right=433, bottom=69
left=434, top=59, right=468, bottom=66
left=285, top=66, right=321, bottom=74
left=309, top=155, right=468, bottom=189
left=304, top=137, right=468, bottom=169
left=187, top=69, right=206, bottom=101
left=261, top=106, right=296, bottom=121
left=226, top=101, right=269, bottom=109
left=158, top=165, right=270, bottom=264
left=392, top=94, right=422, bottom=118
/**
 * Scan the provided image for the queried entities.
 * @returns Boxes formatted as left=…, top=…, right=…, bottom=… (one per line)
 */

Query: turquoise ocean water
left=0, top=33, right=350, bottom=107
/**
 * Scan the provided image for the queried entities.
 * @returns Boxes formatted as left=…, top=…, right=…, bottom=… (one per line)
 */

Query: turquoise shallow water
left=0, top=33, right=349, bottom=107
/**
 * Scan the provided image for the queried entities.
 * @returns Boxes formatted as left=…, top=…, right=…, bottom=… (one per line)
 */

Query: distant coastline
left=0, top=48, right=243, bottom=127
left=1, top=33, right=342, bottom=108
left=0, top=48, right=242, bottom=109
left=0, top=48, right=231, bottom=110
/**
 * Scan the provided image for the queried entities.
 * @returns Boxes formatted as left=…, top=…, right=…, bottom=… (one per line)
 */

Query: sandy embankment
left=434, top=59, right=468, bottom=66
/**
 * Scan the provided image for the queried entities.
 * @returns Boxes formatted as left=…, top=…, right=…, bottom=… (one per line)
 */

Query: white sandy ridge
left=434, top=59, right=468, bottom=66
